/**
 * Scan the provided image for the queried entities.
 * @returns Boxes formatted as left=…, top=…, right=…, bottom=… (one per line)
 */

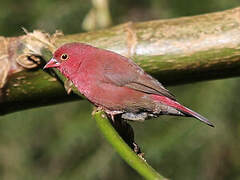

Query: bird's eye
left=61, top=54, right=68, bottom=61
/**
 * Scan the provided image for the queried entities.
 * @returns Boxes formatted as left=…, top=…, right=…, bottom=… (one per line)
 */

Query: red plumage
left=44, top=43, right=214, bottom=127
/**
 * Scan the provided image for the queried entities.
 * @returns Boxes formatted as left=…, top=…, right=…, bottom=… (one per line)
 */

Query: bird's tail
left=178, top=105, right=214, bottom=127
left=151, top=95, right=214, bottom=127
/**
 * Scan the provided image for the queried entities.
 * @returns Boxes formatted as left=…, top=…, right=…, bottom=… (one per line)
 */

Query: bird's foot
left=64, top=79, right=73, bottom=94
left=91, top=106, right=104, bottom=116
left=133, top=142, right=146, bottom=161
left=105, top=110, right=123, bottom=122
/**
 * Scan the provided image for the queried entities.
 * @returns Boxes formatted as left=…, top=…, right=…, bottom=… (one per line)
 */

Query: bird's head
left=44, top=43, right=91, bottom=76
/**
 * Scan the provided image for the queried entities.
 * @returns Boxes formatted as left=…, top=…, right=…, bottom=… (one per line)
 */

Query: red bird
left=44, top=43, right=214, bottom=127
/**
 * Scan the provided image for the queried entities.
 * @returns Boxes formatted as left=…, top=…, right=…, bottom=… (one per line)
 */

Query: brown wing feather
left=126, top=75, right=176, bottom=100
left=102, top=52, right=176, bottom=100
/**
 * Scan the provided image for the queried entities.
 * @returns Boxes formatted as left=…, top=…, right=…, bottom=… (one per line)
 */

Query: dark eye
left=61, top=54, right=68, bottom=61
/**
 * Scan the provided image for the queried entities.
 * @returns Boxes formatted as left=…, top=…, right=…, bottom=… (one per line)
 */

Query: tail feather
left=180, top=106, right=214, bottom=127
left=151, top=95, right=214, bottom=127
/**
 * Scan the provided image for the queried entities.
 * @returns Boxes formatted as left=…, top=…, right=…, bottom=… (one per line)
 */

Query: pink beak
left=43, top=58, right=60, bottom=69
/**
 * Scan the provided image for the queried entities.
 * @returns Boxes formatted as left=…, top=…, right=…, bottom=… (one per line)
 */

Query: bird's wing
left=102, top=54, right=176, bottom=100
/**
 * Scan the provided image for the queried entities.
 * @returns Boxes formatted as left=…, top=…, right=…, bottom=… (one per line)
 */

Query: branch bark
left=1, top=7, right=240, bottom=115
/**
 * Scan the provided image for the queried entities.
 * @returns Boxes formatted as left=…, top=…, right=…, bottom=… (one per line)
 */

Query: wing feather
left=101, top=51, right=176, bottom=100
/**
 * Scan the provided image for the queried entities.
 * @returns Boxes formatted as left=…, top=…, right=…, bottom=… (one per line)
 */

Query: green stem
left=93, top=110, right=168, bottom=180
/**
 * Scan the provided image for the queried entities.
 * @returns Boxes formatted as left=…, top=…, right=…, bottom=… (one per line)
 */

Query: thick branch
left=1, top=7, right=240, bottom=115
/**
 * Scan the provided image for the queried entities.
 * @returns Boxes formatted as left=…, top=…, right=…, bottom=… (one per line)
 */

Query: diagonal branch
left=93, top=110, right=168, bottom=180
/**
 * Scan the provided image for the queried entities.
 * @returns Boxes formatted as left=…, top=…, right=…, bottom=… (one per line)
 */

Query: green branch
left=93, top=110, right=167, bottom=180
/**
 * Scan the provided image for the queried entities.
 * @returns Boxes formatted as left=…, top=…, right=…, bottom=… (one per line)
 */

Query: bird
left=44, top=42, right=214, bottom=127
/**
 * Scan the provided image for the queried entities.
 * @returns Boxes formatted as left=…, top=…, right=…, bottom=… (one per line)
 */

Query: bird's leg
left=105, top=110, right=123, bottom=123
left=64, top=79, right=73, bottom=94
left=106, top=112, right=115, bottom=122
left=111, top=114, right=115, bottom=122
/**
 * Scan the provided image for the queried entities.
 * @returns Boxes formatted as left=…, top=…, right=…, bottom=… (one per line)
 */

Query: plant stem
left=94, top=110, right=168, bottom=180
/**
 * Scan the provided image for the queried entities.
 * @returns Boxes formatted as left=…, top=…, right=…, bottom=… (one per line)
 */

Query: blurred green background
left=1, top=0, right=240, bottom=179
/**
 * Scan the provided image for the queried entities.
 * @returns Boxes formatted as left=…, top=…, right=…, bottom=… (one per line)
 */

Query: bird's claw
left=91, top=106, right=104, bottom=116
left=133, top=142, right=146, bottom=161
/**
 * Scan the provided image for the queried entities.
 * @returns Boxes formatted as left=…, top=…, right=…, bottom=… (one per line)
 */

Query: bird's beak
left=43, top=58, right=60, bottom=69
